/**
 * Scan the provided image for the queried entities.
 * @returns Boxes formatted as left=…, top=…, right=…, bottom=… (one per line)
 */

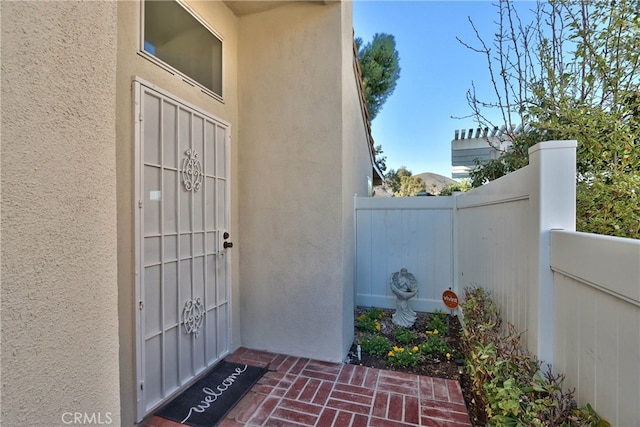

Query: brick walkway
left=142, top=347, right=472, bottom=427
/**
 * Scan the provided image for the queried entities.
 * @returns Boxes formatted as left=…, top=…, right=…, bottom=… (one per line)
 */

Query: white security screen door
left=134, top=80, right=231, bottom=421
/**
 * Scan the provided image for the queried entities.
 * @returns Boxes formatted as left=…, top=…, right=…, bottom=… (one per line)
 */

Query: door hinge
left=140, top=382, right=144, bottom=391
left=139, top=112, right=143, bottom=122
left=138, top=200, right=143, bottom=208
left=139, top=301, right=144, bottom=310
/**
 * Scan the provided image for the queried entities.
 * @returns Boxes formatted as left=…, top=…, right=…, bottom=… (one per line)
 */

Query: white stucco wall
left=115, top=2, right=240, bottom=424
left=340, top=1, right=375, bottom=358
left=2, top=1, right=374, bottom=425
left=1, top=2, right=121, bottom=425
left=237, top=2, right=349, bottom=362
left=237, top=1, right=374, bottom=363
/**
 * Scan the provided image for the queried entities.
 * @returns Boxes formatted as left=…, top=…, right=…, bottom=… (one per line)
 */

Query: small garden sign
left=442, top=290, right=458, bottom=309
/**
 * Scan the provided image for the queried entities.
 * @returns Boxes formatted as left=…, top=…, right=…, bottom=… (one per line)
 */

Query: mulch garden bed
left=347, top=307, right=464, bottom=380
left=347, top=306, right=478, bottom=423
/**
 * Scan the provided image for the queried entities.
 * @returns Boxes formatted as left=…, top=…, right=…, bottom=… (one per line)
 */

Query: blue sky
left=353, top=1, right=534, bottom=178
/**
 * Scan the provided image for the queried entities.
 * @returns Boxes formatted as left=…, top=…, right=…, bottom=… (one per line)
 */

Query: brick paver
left=142, top=347, right=472, bottom=427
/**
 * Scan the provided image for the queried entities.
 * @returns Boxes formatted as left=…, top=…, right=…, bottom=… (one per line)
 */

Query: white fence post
left=452, top=192, right=460, bottom=302
left=527, top=140, right=577, bottom=365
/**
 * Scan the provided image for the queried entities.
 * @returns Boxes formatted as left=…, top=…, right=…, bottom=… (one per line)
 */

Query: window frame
left=139, top=0, right=225, bottom=102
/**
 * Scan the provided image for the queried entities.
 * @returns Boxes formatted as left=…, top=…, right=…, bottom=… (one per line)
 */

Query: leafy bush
left=459, top=287, right=500, bottom=346
left=426, top=311, right=449, bottom=336
left=460, top=286, right=610, bottom=426
left=577, top=172, right=640, bottom=238
left=365, top=307, right=384, bottom=319
left=393, top=327, right=416, bottom=345
left=463, top=0, right=640, bottom=240
left=419, top=334, right=451, bottom=358
left=356, top=307, right=384, bottom=333
left=387, top=345, right=421, bottom=368
left=359, top=335, right=392, bottom=356
left=440, top=179, right=471, bottom=196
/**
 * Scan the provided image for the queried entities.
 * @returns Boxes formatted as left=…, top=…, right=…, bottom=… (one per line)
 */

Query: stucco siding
left=2, top=1, right=375, bottom=424
left=1, top=2, right=120, bottom=425
left=340, top=1, right=373, bottom=358
left=238, top=2, right=347, bottom=362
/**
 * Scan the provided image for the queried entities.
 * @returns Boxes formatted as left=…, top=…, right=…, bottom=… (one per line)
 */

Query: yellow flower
left=426, top=330, right=433, bottom=335
left=433, top=329, right=439, bottom=335
left=412, top=346, right=419, bottom=352
left=446, top=353, right=451, bottom=361
left=388, top=351, right=395, bottom=357
left=375, top=322, right=381, bottom=331
left=357, top=314, right=365, bottom=321
left=398, top=347, right=405, bottom=353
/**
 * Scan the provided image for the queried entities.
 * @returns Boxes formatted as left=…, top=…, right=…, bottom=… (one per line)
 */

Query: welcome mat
left=155, top=361, right=267, bottom=427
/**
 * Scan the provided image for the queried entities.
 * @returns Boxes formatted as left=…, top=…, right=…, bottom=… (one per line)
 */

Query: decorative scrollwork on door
left=182, top=149, right=203, bottom=192
left=183, top=297, right=205, bottom=337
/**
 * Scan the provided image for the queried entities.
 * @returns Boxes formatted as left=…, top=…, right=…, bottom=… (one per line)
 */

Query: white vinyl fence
left=354, top=196, right=455, bottom=313
left=355, top=140, right=640, bottom=425
left=551, top=230, right=640, bottom=426
left=456, top=140, right=578, bottom=364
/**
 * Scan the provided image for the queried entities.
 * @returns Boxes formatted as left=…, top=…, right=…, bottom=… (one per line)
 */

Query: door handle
left=223, top=241, right=233, bottom=249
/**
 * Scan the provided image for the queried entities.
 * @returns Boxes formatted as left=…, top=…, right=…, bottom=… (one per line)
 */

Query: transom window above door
left=141, top=0, right=223, bottom=100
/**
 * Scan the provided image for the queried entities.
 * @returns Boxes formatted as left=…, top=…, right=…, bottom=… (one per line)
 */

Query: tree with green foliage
left=398, top=175, right=427, bottom=197
left=355, top=33, right=401, bottom=121
left=384, top=167, right=426, bottom=197
left=440, top=179, right=472, bottom=196
left=461, top=0, right=640, bottom=239
left=384, top=168, right=407, bottom=195
left=374, top=144, right=387, bottom=173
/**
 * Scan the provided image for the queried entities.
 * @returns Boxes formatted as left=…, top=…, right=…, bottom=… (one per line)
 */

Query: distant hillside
left=374, top=171, right=456, bottom=197
left=414, top=172, right=456, bottom=195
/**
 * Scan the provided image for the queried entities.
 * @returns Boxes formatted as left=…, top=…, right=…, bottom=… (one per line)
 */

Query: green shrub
left=387, top=345, right=421, bottom=368
left=440, top=179, right=471, bottom=196
left=577, top=172, right=640, bottom=239
left=359, top=335, right=392, bottom=356
left=460, top=286, right=610, bottom=426
left=426, top=311, right=448, bottom=336
left=356, top=307, right=383, bottom=333
left=393, top=327, right=416, bottom=345
left=419, top=334, right=451, bottom=358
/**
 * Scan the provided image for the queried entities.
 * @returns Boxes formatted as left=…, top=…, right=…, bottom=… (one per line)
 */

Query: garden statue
left=390, top=268, right=418, bottom=327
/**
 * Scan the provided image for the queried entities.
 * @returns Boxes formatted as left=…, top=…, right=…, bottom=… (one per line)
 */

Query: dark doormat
left=155, top=361, right=267, bottom=427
